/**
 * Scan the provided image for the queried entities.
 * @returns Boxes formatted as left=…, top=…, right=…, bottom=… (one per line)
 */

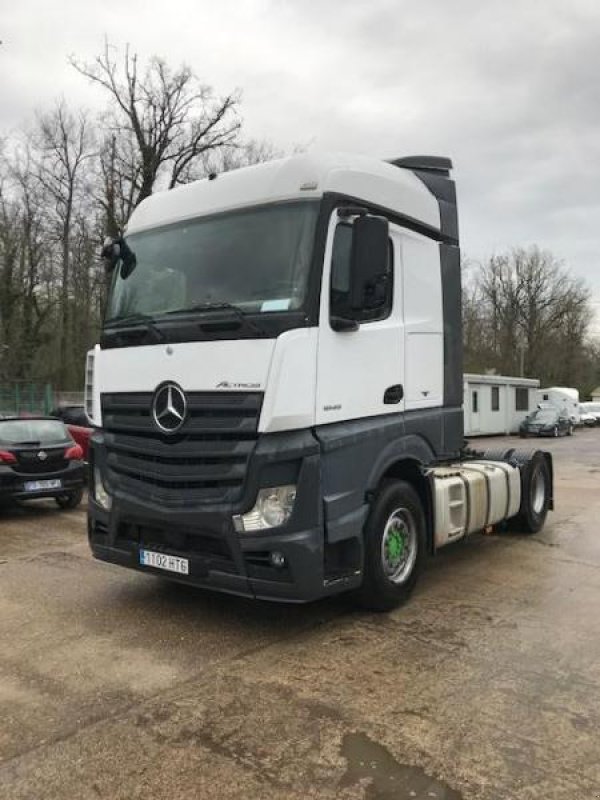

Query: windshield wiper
left=165, top=303, right=267, bottom=337
left=105, top=313, right=166, bottom=343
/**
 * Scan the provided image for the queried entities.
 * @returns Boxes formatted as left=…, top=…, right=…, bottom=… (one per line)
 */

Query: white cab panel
left=316, top=217, right=404, bottom=426
left=401, top=231, right=443, bottom=410
left=259, top=328, right=318, bottom=433
left=93, top=339, right=276, bottom=425
left=405, top=333, right=443, bottom=409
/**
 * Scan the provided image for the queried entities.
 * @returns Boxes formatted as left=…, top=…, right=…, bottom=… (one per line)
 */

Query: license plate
left=139, top=549, right=189, bottom=575
left=24, top=479, right=62, bottom=492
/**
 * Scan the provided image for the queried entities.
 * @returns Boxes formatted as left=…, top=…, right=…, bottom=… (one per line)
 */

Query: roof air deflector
left=387, top=155, right=453, bottom=177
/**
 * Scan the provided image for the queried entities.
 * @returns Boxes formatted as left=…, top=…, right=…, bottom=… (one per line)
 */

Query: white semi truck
left=86, top=153, right=553, bottom=610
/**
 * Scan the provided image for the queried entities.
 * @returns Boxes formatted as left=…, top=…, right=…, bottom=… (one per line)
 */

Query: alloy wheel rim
left=380, top=507, right=417, bottom=585
left=532, top=468, right=546, bottom=515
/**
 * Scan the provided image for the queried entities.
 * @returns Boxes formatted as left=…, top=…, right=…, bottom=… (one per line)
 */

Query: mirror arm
left=330, top=315, right=360, bottom=333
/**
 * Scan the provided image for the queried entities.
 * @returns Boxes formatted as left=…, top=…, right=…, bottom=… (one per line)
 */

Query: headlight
left=94, top=467, right=112, bottom=511
left=233, top=485, right=296, bottom=532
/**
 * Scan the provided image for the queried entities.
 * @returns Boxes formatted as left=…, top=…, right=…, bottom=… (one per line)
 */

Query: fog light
left=270, top=551, right=286, bottom=569
left=94, top=467, right=112, bottom=511
left=233, top=485, right=296, bottom=532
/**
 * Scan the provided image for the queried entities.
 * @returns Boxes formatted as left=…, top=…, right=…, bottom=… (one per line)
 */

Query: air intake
left=387, top=155, right=453, bottom=177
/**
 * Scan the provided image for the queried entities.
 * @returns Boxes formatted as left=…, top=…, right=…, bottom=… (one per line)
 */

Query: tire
left=357, top=480, right=426, bottom=611
left=514, top=452, right=551, bottom=534
left=567, top=424, right=574, bottom=437
left=55, top=489, right=83, bottom=510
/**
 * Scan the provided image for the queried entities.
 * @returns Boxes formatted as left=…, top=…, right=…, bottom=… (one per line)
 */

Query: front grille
left=15, top=449, right=67, bottom=474
left=101, top=391, right=263, bottom=506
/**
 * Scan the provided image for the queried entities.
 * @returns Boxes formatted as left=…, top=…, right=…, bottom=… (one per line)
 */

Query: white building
left=464, top=373, right=540, bottom=436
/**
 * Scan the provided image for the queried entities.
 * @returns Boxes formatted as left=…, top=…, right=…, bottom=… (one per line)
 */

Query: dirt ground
left=1, top=430, right=600, bottom=799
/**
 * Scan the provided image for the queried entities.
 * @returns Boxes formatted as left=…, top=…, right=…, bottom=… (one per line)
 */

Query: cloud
left=1, top=0, right=598, bottom=303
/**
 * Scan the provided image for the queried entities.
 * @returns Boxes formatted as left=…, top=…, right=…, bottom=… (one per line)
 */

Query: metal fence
left=0, top=383, right=54, bottom=416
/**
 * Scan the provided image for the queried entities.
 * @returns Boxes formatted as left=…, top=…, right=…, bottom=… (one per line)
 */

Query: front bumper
left=88, top=431, right=362, bottom=603
left=89, top=504, right=325, bottom=602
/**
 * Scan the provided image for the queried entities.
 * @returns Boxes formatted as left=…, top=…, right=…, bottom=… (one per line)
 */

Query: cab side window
left=330, top=223, right=393, bottom=323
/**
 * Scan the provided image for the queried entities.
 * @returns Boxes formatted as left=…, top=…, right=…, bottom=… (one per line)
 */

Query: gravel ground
left=1, top=429, right=600, bottom=799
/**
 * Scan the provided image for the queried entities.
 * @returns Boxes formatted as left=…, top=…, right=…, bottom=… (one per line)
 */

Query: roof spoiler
left=387, top=155, right=458, bottom=244
left=387, top=155, right=453, bottom=177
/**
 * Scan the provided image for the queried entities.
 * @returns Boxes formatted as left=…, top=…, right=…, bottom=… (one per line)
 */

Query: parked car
left=580, top=402, right=600, bottom=426
left=0, top=417, right=86, bottom=508
left=49, top=404, right=90, bottom=427
left=578, top=404, right=598, bottom=427
left=519, top=406, right=573, bottom=438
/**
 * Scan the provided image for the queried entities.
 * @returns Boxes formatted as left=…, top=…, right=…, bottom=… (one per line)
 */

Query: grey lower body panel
left=89, top=498, right=329, bottom=602
left=88, top=407, right=462, bottom=602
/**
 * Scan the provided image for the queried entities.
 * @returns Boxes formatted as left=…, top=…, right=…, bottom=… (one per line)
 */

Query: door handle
left=384, top=384, right=404, bottom=404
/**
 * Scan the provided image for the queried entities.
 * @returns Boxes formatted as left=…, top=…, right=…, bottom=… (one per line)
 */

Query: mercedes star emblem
left=37, top=450, right=47, bottom=461
left=152, top=383, right=187, bottom=433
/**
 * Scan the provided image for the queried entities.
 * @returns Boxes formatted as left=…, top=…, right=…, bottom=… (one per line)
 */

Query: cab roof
left=126, top=152, right=441, bottom=235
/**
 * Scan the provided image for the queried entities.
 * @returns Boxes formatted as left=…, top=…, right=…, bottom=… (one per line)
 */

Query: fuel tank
left=431, top=460, right=521, bottom=548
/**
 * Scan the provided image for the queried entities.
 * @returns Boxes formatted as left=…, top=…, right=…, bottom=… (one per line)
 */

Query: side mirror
left=349, top=215, right=390, bottom=311
left=101, top=236, right=137, bottom=279
left=101, top=237, right=120, bottom=272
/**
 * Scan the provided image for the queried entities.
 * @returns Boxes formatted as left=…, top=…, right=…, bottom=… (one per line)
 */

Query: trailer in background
left=537, top=387, right=580, bottom=425
left=464, top=373, right=540, bottom=436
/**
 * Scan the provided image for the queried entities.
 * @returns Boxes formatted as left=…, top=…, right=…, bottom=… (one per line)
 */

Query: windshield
left=106, top=201, right=319, bottom=323
left=0, top=419, right=69, bottom=446
left=530, top=409, right=559, bottom=424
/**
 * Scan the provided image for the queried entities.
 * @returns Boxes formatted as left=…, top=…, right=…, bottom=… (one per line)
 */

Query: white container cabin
left=464, top=374, right=540, bottom=436
left=536, top=387, right=580, bottom=424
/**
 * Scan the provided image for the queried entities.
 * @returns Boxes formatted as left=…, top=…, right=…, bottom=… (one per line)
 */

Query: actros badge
left=152, top=383, right=187, bottom=433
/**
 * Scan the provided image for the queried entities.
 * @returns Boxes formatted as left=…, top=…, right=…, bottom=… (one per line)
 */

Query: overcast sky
left=1, top=0, right=598, bottom=327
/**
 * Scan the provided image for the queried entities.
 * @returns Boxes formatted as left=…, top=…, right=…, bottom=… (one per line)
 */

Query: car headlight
left=233, top=485, right=296, bottom=532
left=94, top=467, right=112, bottom=511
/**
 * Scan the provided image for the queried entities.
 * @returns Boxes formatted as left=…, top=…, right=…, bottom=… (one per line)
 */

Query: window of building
left=515, top=388, right=529, bottom=411
left=491, top=386, right=500, bottom=412
left=472, top=390, right=478, bottom=413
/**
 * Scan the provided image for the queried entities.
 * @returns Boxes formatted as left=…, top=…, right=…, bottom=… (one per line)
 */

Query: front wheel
left=55, top=489, right=83, bottom=510
left=567, top=424, right=574, bottom=436
left=357, top=481, right=426, bottom=611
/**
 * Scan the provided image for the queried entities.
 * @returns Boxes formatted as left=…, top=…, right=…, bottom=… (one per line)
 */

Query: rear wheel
left=55, top=489, right=83, bottom=510
left=357, top=481, right=426, bottom=611
left=514, top=452, right=551, bottom=533
left=567, top=424, right=574, bottom=436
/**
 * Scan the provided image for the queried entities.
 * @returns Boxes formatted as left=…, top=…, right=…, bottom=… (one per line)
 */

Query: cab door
left=315, top=212, right=404, bottom=426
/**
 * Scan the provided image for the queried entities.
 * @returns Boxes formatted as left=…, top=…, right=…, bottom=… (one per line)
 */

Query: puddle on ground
left=340, top=732, right=462, bottom=799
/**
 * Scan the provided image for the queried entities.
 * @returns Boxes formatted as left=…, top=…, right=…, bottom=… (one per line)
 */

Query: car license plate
left=139, top=549, right=189, bottom=575
left=24, top=479, right=62, bottom=492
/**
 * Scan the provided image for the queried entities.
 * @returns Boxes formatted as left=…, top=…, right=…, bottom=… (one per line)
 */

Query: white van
left=537, top=387, right=580, bottom=425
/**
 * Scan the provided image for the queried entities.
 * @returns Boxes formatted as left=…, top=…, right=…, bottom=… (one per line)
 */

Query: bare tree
left=463, top=247, right=593, bottom=388
left=71, top=41, right=242, bottom=231
left=33, top=101, right=94, bottom=386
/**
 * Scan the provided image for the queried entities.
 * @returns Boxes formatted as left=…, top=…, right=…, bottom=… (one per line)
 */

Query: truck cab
left=87, top=152, right=552, bottom=609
